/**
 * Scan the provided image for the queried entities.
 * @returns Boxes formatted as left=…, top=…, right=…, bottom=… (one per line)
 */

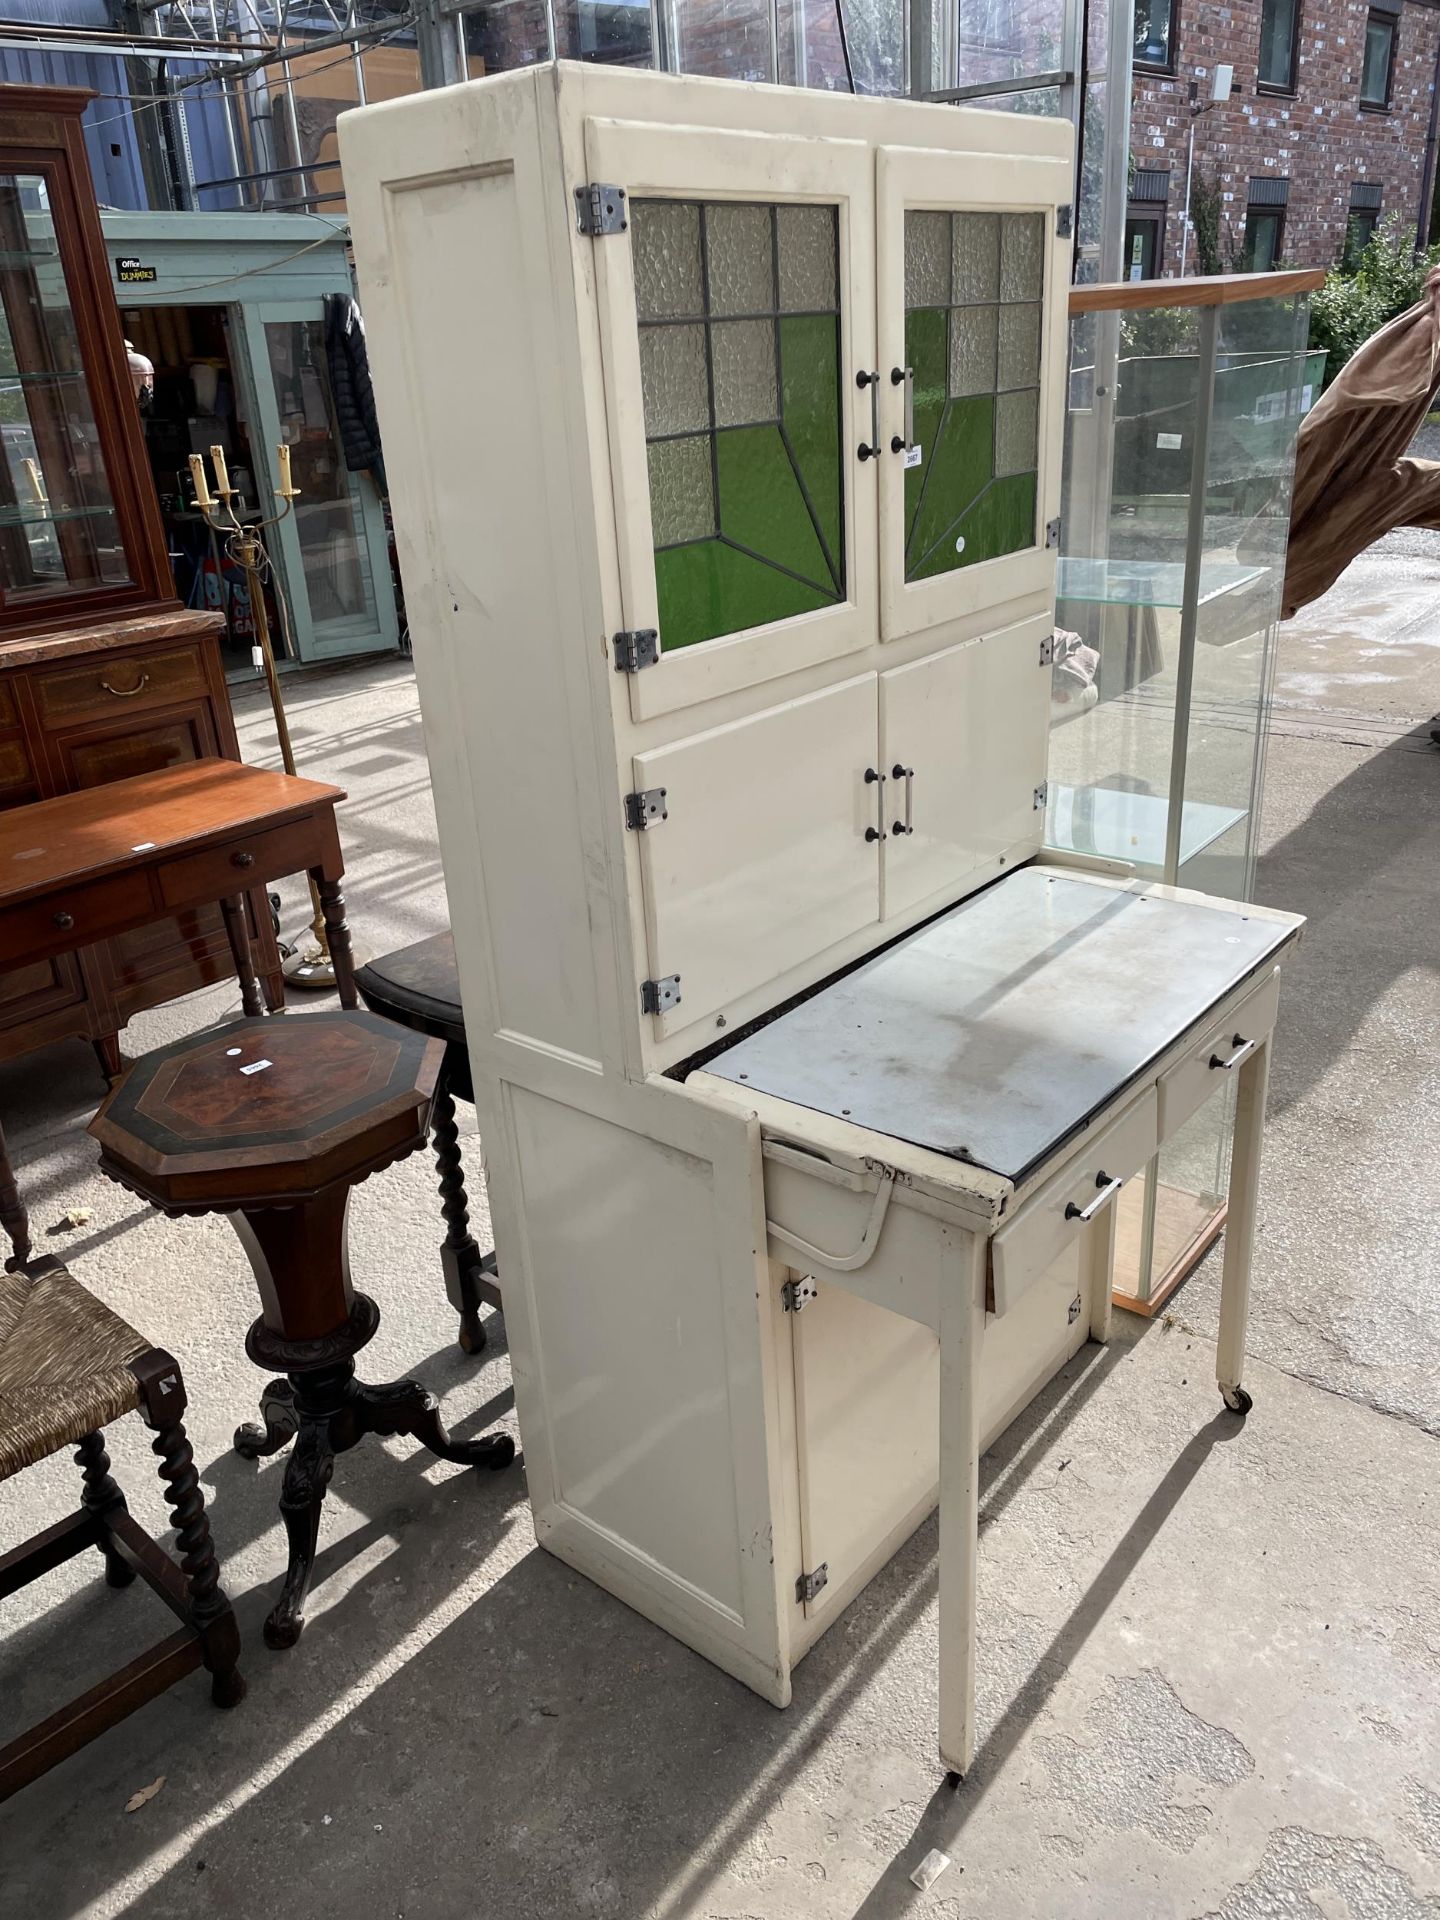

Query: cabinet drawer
left=0, top=737, right=29, bottom=791
left=157, top=817, right=320, bottom=911
left=1156, top=968, right=1280, bottom=1141
left=33, top=646, right=207, bottom=726
left=990, top=1087, right=1157, bottom=1317
left=0, top=870, right=156, bottom=966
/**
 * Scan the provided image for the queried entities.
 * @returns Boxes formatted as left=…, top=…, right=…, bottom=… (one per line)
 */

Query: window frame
left=1360, top=6, right=1398, bottom=110
left=1133, top=0, right=1179, bottom=74
left=1123, top=204, right=1167, bottom=281
left=1256, top=0, right=1302, bottom=95
left=1241, top=203, right=1286, bottom=273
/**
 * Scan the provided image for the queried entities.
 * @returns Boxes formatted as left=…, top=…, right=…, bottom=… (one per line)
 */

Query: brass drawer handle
left=231, top=850, right=255, bottom=869
left=53, top=910, right=74, bottom=930
left=98, top=671, right=149, bottom=699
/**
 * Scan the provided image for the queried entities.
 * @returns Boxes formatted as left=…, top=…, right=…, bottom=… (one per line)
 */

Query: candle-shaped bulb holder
left=276, top=440, right=298, bottom=500
left=209, top=442, right=232, bottom=498
left=188, top=451, right=214, bottom=511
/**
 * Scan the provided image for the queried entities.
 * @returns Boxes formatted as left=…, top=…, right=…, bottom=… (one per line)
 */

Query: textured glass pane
left=777, top=205, right=838, bottom=312
left=707, top=204, right=774, bottom=316
left=906, top=393, right=993, bottom=578
left=998, top=303, right=1041, bottom=388
left=1000, top=213, right=1045, bottom=301
left=632, top=201, right=703, bottom=320
left=781, top=312, right=843, bottom=577
left=905, top=210, right=951, bottom=308
left=648, top=434, right=715, bottom=546
left=717, top=424, right=832, bottom=590
left=949, top=304, right=998, bottom=398
left=640, top=324, right=709, bottom=436
left=712, top=318, right=777, bottom=427
left=952, top=213, right=1000, bottom=302
left=995, top=388, right=1039, bottom=476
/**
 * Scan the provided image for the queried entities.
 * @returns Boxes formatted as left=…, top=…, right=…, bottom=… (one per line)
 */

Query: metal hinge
left=624, top=786, right=668, bottom=831
left=1068, top=1293, right=1083, bottom=1324
left=1045, top=516, right=1062, bottom=549
left=640, top=974, right=681, bottom=1016
left=1057, top=203, right=1074, bottom=238
left=1038, top=631, right=1055, bottom=667
left=574, top=182, right=627, bottom=236
left=1033, top=782, right=1049, bottom=810
left=613, top=628, right=659, bottom=673
left=796, top=1563, right=829, bottom=1605
left=780, top=1276, right=817, bottom=1314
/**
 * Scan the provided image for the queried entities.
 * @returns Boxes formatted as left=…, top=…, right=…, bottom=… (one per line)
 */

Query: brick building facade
left=1130, top=0, right=1440, bottom=277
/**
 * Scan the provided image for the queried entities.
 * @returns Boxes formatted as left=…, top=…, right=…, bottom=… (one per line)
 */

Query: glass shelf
left=1056, top=556, right=1267, bottom=610
left=1045, top=780, right=1247, bottom=869
left=0, top=502, right=117, bottom=529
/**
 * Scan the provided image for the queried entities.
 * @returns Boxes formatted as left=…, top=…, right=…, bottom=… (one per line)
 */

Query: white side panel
left=506, top=1082, right=789, bottom=1694
left=791, top=1233, right=1090, bottom=1640
left=344, top=75, right=608, bottom=1067
left=879, top=610, right=1052, bottom=919
left=633, top=674, right=880, bottom=1036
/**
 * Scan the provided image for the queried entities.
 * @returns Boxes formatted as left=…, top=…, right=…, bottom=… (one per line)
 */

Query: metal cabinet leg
left=1216, top=1036, right=1271, bottom=1415
left=938, top=1230, right=986, bottom=1785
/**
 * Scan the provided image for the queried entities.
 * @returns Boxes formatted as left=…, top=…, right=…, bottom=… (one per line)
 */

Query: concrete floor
left=1, top=544, right=1438, bottom=1919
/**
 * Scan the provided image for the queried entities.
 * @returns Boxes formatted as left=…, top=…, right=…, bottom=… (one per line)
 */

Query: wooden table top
left=0, top=759, right=347, bottom=907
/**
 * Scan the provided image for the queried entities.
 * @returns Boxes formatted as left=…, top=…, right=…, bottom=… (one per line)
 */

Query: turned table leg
left=314, top=872, right=358, bottom=1010
left=0, top=1112, right=31, bottom=1272
left=432, top=1073, right=487, bottom=1355
left=220, top=893, right=265, bottom=1019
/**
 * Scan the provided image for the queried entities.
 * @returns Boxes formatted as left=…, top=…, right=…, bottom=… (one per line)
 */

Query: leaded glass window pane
left=631, top=199, right=845, bottom=653
left=902, top=207, right=1044, bottom=584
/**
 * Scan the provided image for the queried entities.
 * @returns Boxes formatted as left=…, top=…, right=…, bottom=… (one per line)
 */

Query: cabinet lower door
left=875, top=144, right=1070, bottom=644
left=631, top=674, right=881, bottom=1038
left=879, top=612, right=1051, bottom=921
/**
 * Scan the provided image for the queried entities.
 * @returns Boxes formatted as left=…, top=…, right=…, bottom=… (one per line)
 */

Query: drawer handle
left=1209, top=1034, right=1257, bottom=1072
left=766, top=1168, right=896, bottom=1274
left=231, top=850, right=255, bottom=869
left=1065, top=1170, right=1123, bottom=1224
left=52, top=910, right=74, bottom=931
left=98, top=671, right=149, bottom=699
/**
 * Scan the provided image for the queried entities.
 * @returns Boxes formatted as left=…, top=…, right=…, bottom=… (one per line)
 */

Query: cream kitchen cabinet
left=342, top=63, right=1301, bottom=1782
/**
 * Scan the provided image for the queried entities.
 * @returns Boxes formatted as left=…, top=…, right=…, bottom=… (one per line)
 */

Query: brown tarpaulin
left=1281, top=266, right=1440, bottom=619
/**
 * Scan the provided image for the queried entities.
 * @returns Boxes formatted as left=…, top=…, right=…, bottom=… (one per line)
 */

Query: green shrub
left=1308, top=213, right=1440, bottom=384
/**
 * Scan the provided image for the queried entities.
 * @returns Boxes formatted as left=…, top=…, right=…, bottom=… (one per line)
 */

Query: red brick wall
left=1131, top=0, right=1440, bottom=275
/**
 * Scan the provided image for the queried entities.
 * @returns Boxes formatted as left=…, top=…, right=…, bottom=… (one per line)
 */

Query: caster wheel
left=1222, top=1385, right=1253, bottom=1416
left=486, top=1434, right=517, bottom=1471
left=211, top=1667, right=247, bottom=1709
left=945, top=1770, right=964, bottom=1791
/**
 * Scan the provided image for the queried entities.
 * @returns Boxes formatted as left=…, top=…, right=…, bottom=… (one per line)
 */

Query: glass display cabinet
left=0, top=88, right=174, bottom=633
left=1048, top=272, right=1324, bottom=1311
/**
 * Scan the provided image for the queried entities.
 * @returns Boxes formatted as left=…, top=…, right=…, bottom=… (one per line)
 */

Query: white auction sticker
left=239, top=1059, right=273, bottom=1075
left=130, top=841, right=157, bottom=852
left=903, top=444, right=922, bottom=469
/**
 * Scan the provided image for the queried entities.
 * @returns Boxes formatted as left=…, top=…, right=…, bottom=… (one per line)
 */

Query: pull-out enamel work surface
left=699, top=866, right=1293, bottom=1182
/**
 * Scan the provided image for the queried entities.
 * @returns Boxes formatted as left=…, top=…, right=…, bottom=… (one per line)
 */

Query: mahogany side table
left=89, top=1009, right=515, bottom=1649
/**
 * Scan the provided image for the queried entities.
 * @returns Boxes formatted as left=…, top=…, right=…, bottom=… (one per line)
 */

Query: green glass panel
left=716, top=424, right=834, bottom=593
left=907, top=393, right=995, bottom=575
left=655, top=538, right=835, bottom=650
left=633, top=195, right=843, bottom=654
left=909, top=472, right=1037, bottom=581
left=903, top=305, right=948, bottom=549
left=779, top=312, right=842, bottom=583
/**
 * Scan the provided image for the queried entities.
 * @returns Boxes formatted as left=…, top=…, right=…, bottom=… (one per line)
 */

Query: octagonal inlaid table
left=88, top=1009, right=515, bottom=1649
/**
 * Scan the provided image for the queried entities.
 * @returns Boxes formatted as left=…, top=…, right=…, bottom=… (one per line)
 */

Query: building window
left=1125, top=170, right=1171, bottom=280
left=1361, top=6, right=1398, bottom=108
left=1134, top=0, right=1177, bottom=71
left=1344, top=182, right=1383, bottom=265
left=1242, top=177, right=1289, bottom=270
left=1258, top=0, right=1300, bottom=91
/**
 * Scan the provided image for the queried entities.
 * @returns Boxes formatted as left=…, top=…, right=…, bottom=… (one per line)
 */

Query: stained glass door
left=585, top=118, right=876, bottom=722
left=876, top=148, right=1070, bottom=644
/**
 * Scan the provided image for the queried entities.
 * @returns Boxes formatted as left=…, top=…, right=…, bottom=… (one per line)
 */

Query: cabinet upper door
left=585, top=117, right=877, bottom=722
left=875, top=146, right=1071, bottom=643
